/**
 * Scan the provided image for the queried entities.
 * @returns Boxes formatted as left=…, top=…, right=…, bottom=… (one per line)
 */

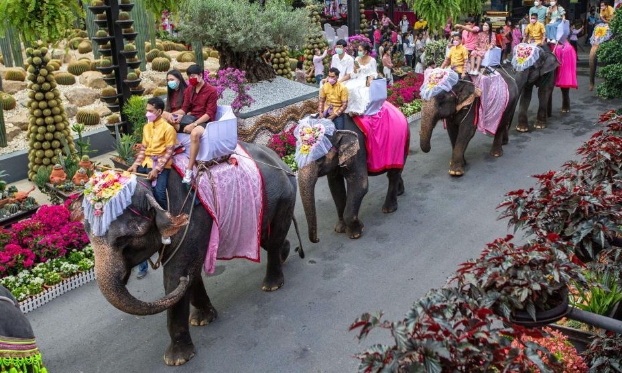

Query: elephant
left=0, top=285, right=35, bottom=340
left=514, top=46, right=561, bottom=132
left=419, top=68, right=520, bottom=176
left=73, top=142, right=302, bottom=366
left=298, top=114, right=407, bottom=242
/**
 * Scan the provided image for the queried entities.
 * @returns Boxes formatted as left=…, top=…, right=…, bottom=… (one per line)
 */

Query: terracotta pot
left=510, top=287, right=570, bottom=328
left=79, top=160, right=94, bottom=172
left=72, top=169, right=90, bottom=186
left=49, top=165, right=67, bottom=185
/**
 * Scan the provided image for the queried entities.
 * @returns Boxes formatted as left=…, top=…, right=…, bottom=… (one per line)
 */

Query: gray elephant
left=73, top=143, right=301, bottom=366
left=0, top=285, right=48, bottom=372
left=298, top=115, right=407, bottom=242
left=420, top=69, right=520, bottom=176
left=514, top=46, right=560, bottom=132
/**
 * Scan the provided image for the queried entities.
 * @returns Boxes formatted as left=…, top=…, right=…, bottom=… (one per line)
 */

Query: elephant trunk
left=419, top=99, right=438, bottom=153
left=298, top=162, right=320, bottom=243
left=589, top=46, right=598, bottom=88
left=92, top=236, right=189, bottom=316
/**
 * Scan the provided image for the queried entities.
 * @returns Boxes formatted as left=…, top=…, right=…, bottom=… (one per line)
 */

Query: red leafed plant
left=512, top=327, right=589, bottom=372
left=387, top=73, right=423, bottom=107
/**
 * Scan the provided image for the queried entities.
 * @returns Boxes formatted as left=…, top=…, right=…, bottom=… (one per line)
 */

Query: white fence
left=19, top=269, right=96, bottom=314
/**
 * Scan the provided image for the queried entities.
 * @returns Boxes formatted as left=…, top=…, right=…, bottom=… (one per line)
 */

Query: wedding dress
left=343, top=56, right=378, bottom=114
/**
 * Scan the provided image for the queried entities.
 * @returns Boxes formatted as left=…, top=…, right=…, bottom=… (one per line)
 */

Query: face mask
left=452, top=40, right=460, bottom=46
left=327, top=77, right=337, bottom=85
left=483, top=25, right=489, bottom=31
left=534, top=1, right=540, bottom=5
left=550, top=1, right=556, bottom=6
left=358, top=51, right=364, bottom=57
left=601, top=5, right=606, bottom=9
left=146, top=112, right=157, bottom=122
left=167, top=80, right=179, bottom=90
left=531, top=19, right=537, bottom=24
left=335, top=47, right=344, bottom=55
left=188, top=77, right=199, bottom=86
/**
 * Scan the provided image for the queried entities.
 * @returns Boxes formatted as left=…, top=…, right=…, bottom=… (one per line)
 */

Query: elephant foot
left=164, top=342, right=195, bottom=366
left=280, top=239, right=291, bottom=264
left=189, top=306, right=218, bottom=326
left=261, top=273, right=284, bottom=292
left=516, top=125, right=529, bottom=133
left=334, top=220, right=347, bottom=233
left=346, top=220, right=364, bottom=239
left=382, top=200, right=398, bottom=214
left=490, top=149, right=503, bottom=157
left=561, top=108, right=570, bottom=114
left=534, top=120, right=547, bottom=130
left=448, top=168, right=464, bottom=177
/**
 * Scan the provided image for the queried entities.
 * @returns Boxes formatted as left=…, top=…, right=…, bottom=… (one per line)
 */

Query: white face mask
left=534, top=1, right=540, bottom=6
left=550, top=1, right=556, bottom=6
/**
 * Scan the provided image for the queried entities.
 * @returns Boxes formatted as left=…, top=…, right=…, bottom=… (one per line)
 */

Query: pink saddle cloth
left=172, top=144, right=263, bottom=274
left=554, top=41, right=577, bottom=89
left=352, top=101, right=409, bottom=173
left=474, top=72, right=509, bottom=135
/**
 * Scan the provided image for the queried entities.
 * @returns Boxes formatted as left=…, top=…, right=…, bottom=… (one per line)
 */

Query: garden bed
left=19, top=268, right=96, bottom=314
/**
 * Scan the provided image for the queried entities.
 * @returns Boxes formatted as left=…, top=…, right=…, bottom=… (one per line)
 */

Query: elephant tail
left=292, top=216, right=305, bottom=259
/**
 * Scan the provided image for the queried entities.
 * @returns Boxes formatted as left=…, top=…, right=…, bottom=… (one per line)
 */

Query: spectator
left=511, top=22, right=522, bottom=51
left=330, top=39, right=355, bottom=82
left=373, top=27, right=382, bottom=54
left=529, top=1, right=548, bottom=24
left=586, top=9, right=598, bottom=45
left=164, top=69, right=187, bottom=113
left=381, top=13, right=395, bottom=29
left=294, top=61, right=306, bottom=83
left=545, top=1, right=566, bottom=43
left=415, top=17, right=428, bottom=31
left=399, top=14, right=410, bottom=34
left=313, top=47, right=328, bottom=86
left=403, top=30, right=415, bottom=68
left=455, top=17, right=480, bottom=56
left=441, top=33, right=469, bottom=78
left=495, top=27, right=505, bottom=48
left=568, top=23, right=583, bottom=55
left=382, top=48, right=394, bottom=85
left=444, top=17, right=453, bottom=38
left=501, top=20, right=513, bottom=64
left=397, top=32, right=403, bottom=52
left=318, top=67, right=348, bottom=130
left=523, top=13, right=546, bottom=46
left=165, top=64, right=218, bottom=184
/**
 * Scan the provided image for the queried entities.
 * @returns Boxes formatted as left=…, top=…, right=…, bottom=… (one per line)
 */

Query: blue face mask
left=167, top=80, right=179, bottom=90
left=358, top=51, right=364, bottom=57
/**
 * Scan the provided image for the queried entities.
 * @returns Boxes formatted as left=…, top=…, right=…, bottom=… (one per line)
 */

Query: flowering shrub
left=205, top=67, right=255, bottom=113
left=387, top=73, right=423, bottom=107
left=267, top=126, right=298, bottom=172
left=513, top=327, right=589, bottom=372
left=0, top=203, right=89, bottom=278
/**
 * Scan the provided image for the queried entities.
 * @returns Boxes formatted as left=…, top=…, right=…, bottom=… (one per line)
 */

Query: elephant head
left=72, top=183, right=190, bottom=316
left=298, top=129, right=359, bottom=243
left=420, top=80, right=478, bottom=153
left=514, top=47, right=560, bottom=91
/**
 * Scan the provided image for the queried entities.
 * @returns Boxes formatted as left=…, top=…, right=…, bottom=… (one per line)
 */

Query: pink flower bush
left=205, top=67, right=255, bottom=113
left=387, top=73, right=423, bottom=107
left=0, top=204, right=89, bottom=278
left=267, top=126, right=297, bottom=158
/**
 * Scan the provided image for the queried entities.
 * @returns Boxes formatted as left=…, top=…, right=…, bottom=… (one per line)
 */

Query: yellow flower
left=300, top=144, right=311, bottom=154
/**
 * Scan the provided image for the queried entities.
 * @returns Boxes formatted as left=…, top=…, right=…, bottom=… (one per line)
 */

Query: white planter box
left=19, top=268, right=96, bottom=314
left=407, top=111, right=422, bottom=123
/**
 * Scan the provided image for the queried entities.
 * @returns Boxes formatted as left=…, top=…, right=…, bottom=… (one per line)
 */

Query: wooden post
left=347, top=0, right=361, bottom=36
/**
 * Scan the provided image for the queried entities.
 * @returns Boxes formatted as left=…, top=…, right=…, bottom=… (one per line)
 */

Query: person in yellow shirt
left=441, top=34, right=469, bottom=78
left=599, top=1, right=615, bottom=23
left=522, top=13, right=546, bottom=45
left=318, top=67, right=349, bottom=129
left=414, top=17, right=427, bottom=31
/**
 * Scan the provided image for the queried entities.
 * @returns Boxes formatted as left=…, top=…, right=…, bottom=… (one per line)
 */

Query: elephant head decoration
left=73, top=142, right=301, bottom=366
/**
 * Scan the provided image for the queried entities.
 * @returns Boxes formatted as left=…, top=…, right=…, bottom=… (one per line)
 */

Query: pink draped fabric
left=554, top=41, right=578, bottom=89
left=474, top=73, right=509, bottom=135
left=172, top=144, right=263, bottom=274
left=352, top=101, right=409, bottom=172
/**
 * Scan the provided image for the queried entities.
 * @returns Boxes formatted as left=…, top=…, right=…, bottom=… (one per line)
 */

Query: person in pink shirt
left=373, top=28, right=382, bottom=55
left=312, top=47, right=328, bottom=86
left=470, top=20, right=496, bottom=75
left=502, top=20, right=513, bottom=64
left=511, top=23, right=522, bottom=51
left=382, top=48, right=394, bottom=85
left=455, top=17, right=480, bottom=54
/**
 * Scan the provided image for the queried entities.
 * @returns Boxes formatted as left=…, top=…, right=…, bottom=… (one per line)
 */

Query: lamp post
left=347, top=0, right=360, bottom=36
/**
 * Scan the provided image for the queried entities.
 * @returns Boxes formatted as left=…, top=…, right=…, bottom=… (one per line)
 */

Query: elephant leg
left=164, top=279, right=195, bottom=366
left=448, top=122, right=474, bottom=176
left=534, top=83, right=553, bottom=129
left=382, top=170, right=402, bottom=213
left=327, top=173, right=347, bottom=233
left=397, top=175, right=405, bottom=196
left=589, top=44, right=599, bottom=91
left=189, top=276, right=218, bottom=327
left=561, top=88, right=570, bottom=113
left=516, top=87, right=532, bottom=132
left=343, top=173, right=368, bottom=239
left=260, top=200, right=294, bottom=291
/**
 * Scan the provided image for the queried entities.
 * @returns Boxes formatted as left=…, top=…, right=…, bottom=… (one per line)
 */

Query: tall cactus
left=0, top=24, right=14, bottom=67
left=134, top=0, right=149, bottom=71
left=5, top=26, right=24, bottom=67
left=0, top=107, right=6, bottom=148
left=85, top=9, right=100, bottom=59
left=192, top=41, right=204, bottom=70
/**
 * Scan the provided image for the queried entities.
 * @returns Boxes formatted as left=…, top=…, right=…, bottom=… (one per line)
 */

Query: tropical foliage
left=0, top=0, right=81, bottom=44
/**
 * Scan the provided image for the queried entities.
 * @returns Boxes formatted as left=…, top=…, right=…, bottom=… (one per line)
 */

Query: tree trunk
left=217, top=48, right=276, bottom=83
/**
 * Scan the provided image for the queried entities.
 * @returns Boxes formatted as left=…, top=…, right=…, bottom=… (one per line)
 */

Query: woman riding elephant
left=589, top=1, right=616, bottom=91
left=72, top=142, right=301, bottom=366
left=419, top=68, right=519, bottom=176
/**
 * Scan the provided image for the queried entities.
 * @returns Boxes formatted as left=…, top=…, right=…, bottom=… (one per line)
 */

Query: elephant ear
left=145, top=194, right=189, bottom=238
left=335, top=130, right=360, bottom=166
left=537, top=51, right=560, bottom=76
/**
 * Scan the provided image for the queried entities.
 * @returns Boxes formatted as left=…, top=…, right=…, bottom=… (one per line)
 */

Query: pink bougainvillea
left=205, top=67, right=255, bottom=113
left=387, top=73, right=423, bottom=107
left=267, top=126, right=297, bottom=158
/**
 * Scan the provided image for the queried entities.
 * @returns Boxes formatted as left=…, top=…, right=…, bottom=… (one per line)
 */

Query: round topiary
left=4, top=69, right=26, bottom=82
left=151, top=57, right=171, bottom=72
left=176, top=51, right=195, bottom=63
left=0, top=92, right=17, bottom=110
left=67, top=60, right=90, bottom=76
left=76, top=109, right=100, bottom=126
left=146, top=48, right=160, bottom=62
left=53, top=72, right=76, bottom=85
left=152, top=87, right=167, bottom=97
left=78, top=41, right=93, bottom=54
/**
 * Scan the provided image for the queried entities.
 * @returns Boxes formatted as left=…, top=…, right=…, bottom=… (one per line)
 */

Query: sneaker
left=182, top=169, right=192, bottom=184
left=136, top=271, right=147, bottom=280
left=162, top=236, right=171, bottom=245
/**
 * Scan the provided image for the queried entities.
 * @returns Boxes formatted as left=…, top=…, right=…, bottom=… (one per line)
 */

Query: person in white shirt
left=403, top=30, right=415, bottom=67
left=330, top=39, right=355, bottom=83
left=399, top=15, right=410, bottom=34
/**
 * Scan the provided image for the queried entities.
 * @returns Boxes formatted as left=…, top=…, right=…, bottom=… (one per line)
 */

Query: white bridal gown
left=343, top=56, right=378, bottom=114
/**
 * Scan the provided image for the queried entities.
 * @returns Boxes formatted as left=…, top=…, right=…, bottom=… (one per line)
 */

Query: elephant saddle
left=473, top=71, right=509, bottom=136
left=352, top=101, right=409, bottom=173
left=172, top=144, right=262, bottom=274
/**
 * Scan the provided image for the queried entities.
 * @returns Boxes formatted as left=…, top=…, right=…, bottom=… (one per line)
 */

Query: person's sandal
left=182, top=169, right=192, bottom=184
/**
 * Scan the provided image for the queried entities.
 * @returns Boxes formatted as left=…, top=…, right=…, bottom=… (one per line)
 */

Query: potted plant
left=582, top=332, right=622, bottom=370
left=452, top=235, right=586, bottom=326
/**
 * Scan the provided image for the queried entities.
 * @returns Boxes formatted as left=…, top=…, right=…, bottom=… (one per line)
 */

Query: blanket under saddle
left=172, top=144, right=263, bottom=274
left=474, top=71, right=509, bottom=135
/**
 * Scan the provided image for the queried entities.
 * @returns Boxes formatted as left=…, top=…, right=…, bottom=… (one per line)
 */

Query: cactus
left=202, top=49, right=209, bottom=60
left=4, top=69, right=26, bottom=82
left=68, top=37, right=83, bottom=50
left=126, top=72, right=138, bottom=81
left=152, top=87, right=167, bottom=97
left=100, top=59, right=112, bottom=67
left=54, top=72, right=77, bottom=85
left=176, top=51, right=195, bottom=63
left=6, top=203, right=19, bottom=215
left=78, top=41, right=93, bottom=54
left=107, top=113, right=120, bottom=124
left=0, top=93, right=17, bottom=110
left=151, top=57, right=170, bottom=72
left=123, top=27, right=135, bottom=34
left=96, top=13, right=107, bottom=20
left=175, top=43, right=187, bottom=52
left=96, top=30, right=108, bottom=37
left=157, top=51, right=171, bottom=61
left=209, top=50, right=219, bottom=58
left=118, top=11, right=130, bottom=20
left=146, top=48, right=160, bottom=62
left=124, top=43, right=136, bottom=51
left=163, top=41, right=176, bottom=51
left=76, top=109, right=100, bottom=126
left=89, top=59, right=102, bottom=71
left=67, top=61, right=90, bottom=76
left=101, top=86, right=117, bottom=97
left=0, top=103, right=5, bottom=147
